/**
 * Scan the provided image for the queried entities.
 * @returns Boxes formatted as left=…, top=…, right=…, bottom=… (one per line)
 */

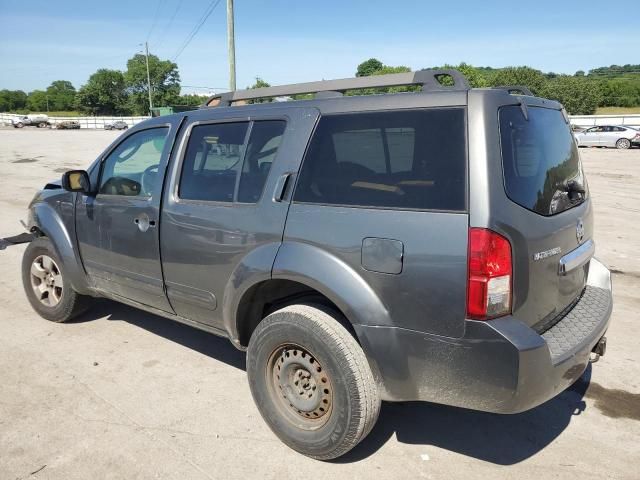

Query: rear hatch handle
left=559, top=239, right=595, bottom=276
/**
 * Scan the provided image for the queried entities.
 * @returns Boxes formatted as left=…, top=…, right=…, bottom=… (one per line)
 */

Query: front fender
left=30, top=200, right=91, bottom=295
left=272, top=241, right=392, bottom=329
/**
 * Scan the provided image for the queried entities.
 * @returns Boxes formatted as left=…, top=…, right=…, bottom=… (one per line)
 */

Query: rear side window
left=179, top=122, right=249, bottom=202
left=294, top=109, right=466, bottom=211
left=500, top=106, right=586, bottom=216
left=237, top=120, right=286, bottom=203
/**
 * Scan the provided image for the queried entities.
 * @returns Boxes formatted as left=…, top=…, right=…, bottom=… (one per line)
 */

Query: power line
left=146, top=0, right=166, bottom=42
left=172, top=0, right=222, bottom=61
left=155, top=0, right=184, bottom=50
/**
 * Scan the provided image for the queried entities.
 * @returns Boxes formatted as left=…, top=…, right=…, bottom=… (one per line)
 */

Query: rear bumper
left=355, top=257, right=612, bottom=413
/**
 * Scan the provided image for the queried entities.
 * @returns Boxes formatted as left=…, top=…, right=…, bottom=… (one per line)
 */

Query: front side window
left=99, top=127, right=169, bottom=197
left=294, top=109, right=466, bottom=211
left=500, top=105, right=586, bottom=216
left=179, top=122, right=249, bottom=202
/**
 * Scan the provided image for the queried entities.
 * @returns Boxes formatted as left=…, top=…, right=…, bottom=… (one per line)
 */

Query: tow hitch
left=0, top=232, right=35, bottom=251
left=590, top=336, right=607, bottom=363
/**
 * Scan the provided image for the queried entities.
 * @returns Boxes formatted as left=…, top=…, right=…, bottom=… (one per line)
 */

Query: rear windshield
left=499, top=105, right=586, bottom=216
left=294, top=108, right=466, bottom=211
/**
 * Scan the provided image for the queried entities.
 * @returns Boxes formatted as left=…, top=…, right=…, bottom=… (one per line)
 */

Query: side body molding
left=271, top=241, right=391, bottom=328
left=30, top=199, right=92, bottom=295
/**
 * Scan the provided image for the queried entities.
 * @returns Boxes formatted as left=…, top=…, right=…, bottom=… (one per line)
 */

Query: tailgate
left=498, top=105, right=592, bottom=329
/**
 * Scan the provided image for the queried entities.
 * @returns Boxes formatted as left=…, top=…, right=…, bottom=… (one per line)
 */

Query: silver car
left=574, top=125, right=640, bottom=149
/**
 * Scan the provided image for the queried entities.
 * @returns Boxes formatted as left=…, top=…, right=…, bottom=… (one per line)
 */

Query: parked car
left=574, top=125, right=640, bottom=149
left=629, top=126, right=640, bottom=147
left=104, top=120, right=129, bottom=130
left=11, top=114, right=51, bottom=128
left=55, top=120, right=80, bottom=130
left=18, top=71, right=612, bottom=460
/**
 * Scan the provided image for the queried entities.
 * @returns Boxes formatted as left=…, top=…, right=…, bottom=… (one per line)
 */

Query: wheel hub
left=30, top=255, right=63, bottom=307
left=270, top=345, right=332, bottom=423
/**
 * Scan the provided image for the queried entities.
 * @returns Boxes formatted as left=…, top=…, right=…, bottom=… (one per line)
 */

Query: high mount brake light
left=467, top=228, right=512, bottom=320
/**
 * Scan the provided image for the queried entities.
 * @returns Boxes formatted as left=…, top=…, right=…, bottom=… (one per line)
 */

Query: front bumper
left=355, top=258, right=612, bottom=413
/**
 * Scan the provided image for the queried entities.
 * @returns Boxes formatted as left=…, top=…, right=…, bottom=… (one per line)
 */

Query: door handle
left=273, top=173, right=292, bottom=202
left=134, top=214, right=155, bottom=232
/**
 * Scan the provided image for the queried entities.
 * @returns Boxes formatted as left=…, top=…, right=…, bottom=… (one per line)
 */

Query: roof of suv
left=194, top=70, right=563, bottom=116
left=146, top=70, right=563, bottom=126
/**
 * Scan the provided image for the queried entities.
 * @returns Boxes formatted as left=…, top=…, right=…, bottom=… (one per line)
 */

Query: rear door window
left=237, top=120, right=286, bottom=203
left=499, top=106, right=586, bottom=216
left=179, top=122, right=249, bottom=202
left=294, top=108, right=466, bottom=211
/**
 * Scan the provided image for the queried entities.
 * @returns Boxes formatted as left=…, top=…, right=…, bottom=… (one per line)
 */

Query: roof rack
left=203, top=69, right=470, bottom=108
left=492, top=85, right=534, bottom=96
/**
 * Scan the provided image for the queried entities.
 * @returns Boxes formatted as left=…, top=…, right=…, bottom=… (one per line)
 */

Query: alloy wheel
left=30, top=255, right=63, bottom=307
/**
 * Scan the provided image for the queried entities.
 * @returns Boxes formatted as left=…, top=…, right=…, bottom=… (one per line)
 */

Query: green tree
left=0, top=90, right=27, bottom=111
left=176, top=94, right=209, bottom=107
left=26, top=90, right=49, bottom=111
left=351, top=60, right=413, bottom=94
left=246, top=77, right=272, bottom=103
left=124, top=53, right=180, bottom=114
left=356, top=58, right=384, bottom=77
left=541, top=76, right=601, bottom=115
left=76, top=69, right=129, bottom=115
left=45, top=80, right=76, bottom=111
left=433, top=63, right=489, bottom=88
left=599, top=77, right=640, bottom=107
left=488, top=66, right=547, bottom=95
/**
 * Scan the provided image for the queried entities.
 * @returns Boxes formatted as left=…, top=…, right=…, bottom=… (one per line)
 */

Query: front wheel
left=247, top=304, right=380, bottom=460
left=22, top=237, right=90, bottom=322
left=616, top=138, right=631, bottom=149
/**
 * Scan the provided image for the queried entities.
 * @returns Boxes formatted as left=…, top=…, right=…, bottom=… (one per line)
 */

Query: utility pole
left=145, top=41, right=154, bottom=114
left=227, top=0, right=236, bottom=91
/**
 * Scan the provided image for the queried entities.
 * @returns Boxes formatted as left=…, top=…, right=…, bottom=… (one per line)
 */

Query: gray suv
left=19, top=70, right=613, bottom=460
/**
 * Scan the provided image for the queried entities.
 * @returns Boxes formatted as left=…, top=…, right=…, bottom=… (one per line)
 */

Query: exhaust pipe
left=590, top=336, right=607, bottom=363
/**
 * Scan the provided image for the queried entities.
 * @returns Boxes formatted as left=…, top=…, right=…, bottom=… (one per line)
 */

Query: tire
left=38, top=122, right=46, bottom=128
left=616, top=138, right=631, bottom=150
left=16, top=122, right=24, bottom=128
left=247, top=303, right=380, bottom=460
left=22, top=237, right=90, bottom=323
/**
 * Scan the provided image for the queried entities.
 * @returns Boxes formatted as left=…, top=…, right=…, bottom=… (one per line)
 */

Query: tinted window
left=500, top=106, right=586, bottom=216
left=99, top=127, right=169, bottom=197
left=294, top=109, right=466, bottom=211
left=237, top=120, right=286, bottom=203
left=179, top=122, right=248, bottom=202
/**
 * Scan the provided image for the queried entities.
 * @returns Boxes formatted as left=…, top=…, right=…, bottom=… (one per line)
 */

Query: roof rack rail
left=203, top=69, right=470, bottom=108
left=492, top=85, right=534, bottom=96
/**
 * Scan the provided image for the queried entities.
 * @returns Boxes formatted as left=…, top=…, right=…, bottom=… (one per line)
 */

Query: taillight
left=467, top=228, right=512, bottom=320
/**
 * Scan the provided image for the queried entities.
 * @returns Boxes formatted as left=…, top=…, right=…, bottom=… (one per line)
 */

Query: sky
left=1, top=0, right=638, bottom=94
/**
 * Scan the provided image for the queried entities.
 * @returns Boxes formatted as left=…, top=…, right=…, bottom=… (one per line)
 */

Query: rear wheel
left=15, top=122, right=24, bottom=128
left=37, top=122, right=46, bottom=128
left=247, top=304, right=380, bottom=460
left=616, top=138, right=631, bottom=149
left=22, top=237, right=90, bottom=322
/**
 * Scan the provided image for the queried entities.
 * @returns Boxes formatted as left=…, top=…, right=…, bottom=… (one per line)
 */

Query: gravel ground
left=0, top=128, right=638, bottom=480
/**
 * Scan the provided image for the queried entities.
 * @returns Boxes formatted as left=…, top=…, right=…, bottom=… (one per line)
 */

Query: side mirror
left=61, top=170, right=91, bottom=194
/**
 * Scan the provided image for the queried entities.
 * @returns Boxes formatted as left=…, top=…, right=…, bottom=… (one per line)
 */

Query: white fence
left=569, top=114, right=640, bottom=128
left=3, top=111, right=638, bottom=130
left=0, top=113, right=150, bottom=129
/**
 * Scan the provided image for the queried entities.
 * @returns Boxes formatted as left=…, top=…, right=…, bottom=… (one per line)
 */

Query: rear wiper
left=557, top=179, right=586, bottom=195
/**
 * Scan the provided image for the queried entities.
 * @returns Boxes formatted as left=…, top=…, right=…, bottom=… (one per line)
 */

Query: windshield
left=499, top=105, right=587, bottom=216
